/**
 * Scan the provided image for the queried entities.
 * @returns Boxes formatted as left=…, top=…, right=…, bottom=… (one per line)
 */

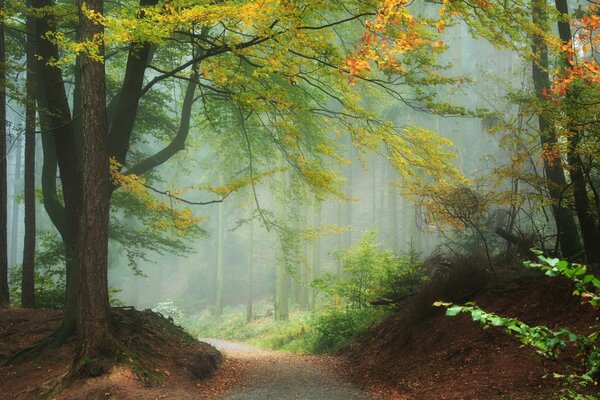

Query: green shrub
left=314, top=231, right=424, bottom=309
left=309, top=308, right=384, bottom=354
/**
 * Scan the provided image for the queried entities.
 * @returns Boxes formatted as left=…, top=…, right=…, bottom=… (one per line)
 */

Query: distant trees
left=372, top=0, right=600, bottom=264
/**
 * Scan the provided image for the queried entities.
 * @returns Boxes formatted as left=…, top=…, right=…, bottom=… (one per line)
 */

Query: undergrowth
left=179, top=304, right=388, bottom=354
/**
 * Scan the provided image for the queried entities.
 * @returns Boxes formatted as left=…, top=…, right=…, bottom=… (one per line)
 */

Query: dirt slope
left=0, top=308, right=221, bottom=399
left=345, top=277, right=599, bottom=399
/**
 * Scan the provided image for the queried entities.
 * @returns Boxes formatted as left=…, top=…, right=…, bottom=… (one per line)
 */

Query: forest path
left=199, top=338, right=372, bottom=400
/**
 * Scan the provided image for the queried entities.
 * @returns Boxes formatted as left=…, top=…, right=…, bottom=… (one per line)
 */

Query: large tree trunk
left=32, top=0, right=83, bottom=340
left=21, top=6, right=37, bottom=308
left=73, top=0, right=117, bottom=373
left=531, top=0, right=582, bottom=258
left=0, top=0, right=9, bottom=308
left=554, top=0, right=600, bottom=264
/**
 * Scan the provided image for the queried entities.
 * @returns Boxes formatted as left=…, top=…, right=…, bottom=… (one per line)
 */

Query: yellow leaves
left=110, top=158, right=204, bottom=232
left=302, top=224, right=351, bottom=241
left=199, top=168, right=286, bottom=198
left=342, top=0, right=446, bottom=82
left=436, top=19, right=446, bottom=33
left=110, top=158, right=146, bottom=195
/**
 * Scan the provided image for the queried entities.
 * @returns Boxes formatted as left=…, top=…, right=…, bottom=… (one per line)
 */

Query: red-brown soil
left=0, top=308, right=221, bottom=399
left=345, top=277, right=599, bottom=399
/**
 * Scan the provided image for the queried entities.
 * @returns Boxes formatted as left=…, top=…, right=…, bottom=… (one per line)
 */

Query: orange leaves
left=552, top=2, right=600, bottom=96
left=342, top=0, right=441, bottom=82
left=542, top=143, right=562, bottom=166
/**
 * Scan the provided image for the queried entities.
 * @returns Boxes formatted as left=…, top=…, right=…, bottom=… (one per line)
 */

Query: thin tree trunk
left=0, top=0, right=9, bottom=308
left=215, top=194, right=225, bottom=317
left=531, top=0, right=582, bottom=258
left=246, top=216, right=254, bottom=323
left=10, top=137, right=22, bottom=269
left=21, top=7, right=37, bottom=308
left=275, top=260, right=289, bottom=320
left=387, top=163, right=398, bottom=252
left=310, top=200, right=321, bottom=309
left=74, top=0, right=117, bottom=374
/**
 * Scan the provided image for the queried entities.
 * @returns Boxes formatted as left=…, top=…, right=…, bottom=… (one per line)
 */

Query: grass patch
left=181, top=302, right=389, bottom=355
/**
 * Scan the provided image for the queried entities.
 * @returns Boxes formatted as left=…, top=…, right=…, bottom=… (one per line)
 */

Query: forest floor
left=0, top=276, right=597, bottom=399
left=344, top=276, right=600, bottom=399
left=198, top=338, right=370, bottom=399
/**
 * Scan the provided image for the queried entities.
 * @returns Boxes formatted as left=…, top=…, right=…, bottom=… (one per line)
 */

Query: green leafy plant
left=434, top=253, right=599, bottom=399
left=524, top=251, right=600, bottom=307
left=313, top=231, right=424, bottom=309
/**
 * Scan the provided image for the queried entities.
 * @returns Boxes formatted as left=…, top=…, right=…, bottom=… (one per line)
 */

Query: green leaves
left=525, top=253, right=600, bottom=306
left=445, top=305, right=462, bottom=317
left=435, top=252, right=600, bottom=398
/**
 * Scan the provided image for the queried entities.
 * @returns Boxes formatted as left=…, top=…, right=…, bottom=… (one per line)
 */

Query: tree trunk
left=10, top=137, right=22, bottom=269
left=531, top=0, right=582, bottom=258
left=21, top=7, right=37, bottom=308
left=387, top=163, right=399, bottom=252
left=73, top=0, right=117, bottom=374
left=554, top=0, right=600, bottom=263
left=275, top=260, right=289, bottom=320
left=246, top=216, right=254, bottom=323
left=215, top=195, right=225, bottom=317
left=310, top=200, right=321, bottom=309
left=33, top=0, right=83, bottom=341
left=0, top=0, right=9, bottom=308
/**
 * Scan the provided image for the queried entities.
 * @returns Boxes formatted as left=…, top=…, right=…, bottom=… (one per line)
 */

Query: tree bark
left=0, top=0, right=9, bottom=308
left=531, top=0, right=582, bottom=258
left=74, top=0, right=117, bottom=373
left=22, top=6, right=37, bottom=308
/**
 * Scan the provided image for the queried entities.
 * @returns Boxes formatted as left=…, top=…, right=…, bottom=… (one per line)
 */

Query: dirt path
left=199, top=339, right=372, bottom=400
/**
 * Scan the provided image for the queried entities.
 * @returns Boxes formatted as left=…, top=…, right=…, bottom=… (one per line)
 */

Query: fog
left=4, top=5, right=536, bottom=319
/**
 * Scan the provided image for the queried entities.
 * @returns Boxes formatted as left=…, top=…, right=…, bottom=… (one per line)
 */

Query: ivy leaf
left=446, top=306, right=462, bottom=316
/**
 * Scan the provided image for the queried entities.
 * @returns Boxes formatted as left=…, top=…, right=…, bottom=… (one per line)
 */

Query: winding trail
left=200, top=339, right=372, bottom=400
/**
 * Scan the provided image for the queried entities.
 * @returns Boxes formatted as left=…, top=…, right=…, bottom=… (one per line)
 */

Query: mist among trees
left=0, top=0, right=599, bottom=399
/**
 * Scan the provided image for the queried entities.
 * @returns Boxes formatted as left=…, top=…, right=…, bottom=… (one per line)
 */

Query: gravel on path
left=199, top=338, right=372, bottom=400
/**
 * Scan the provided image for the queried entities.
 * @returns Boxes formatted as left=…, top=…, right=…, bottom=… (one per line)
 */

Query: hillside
left=345, top=277, right=599, bottom=399
left=0, top=309, right=221, bottom=399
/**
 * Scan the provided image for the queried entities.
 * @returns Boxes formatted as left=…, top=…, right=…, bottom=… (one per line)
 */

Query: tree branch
left=125, top=71, right=198, bottom=177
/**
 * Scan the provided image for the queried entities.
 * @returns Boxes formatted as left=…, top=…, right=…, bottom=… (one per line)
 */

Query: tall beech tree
left=21, top=1, right=37, bottom=309
left=74, top=0, right=116, bottom=367
left=0, top=0, right=9, bottom=309
left=553, top=0, right=600, bottom=264
left=530, top=0, right=583, bottom=259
